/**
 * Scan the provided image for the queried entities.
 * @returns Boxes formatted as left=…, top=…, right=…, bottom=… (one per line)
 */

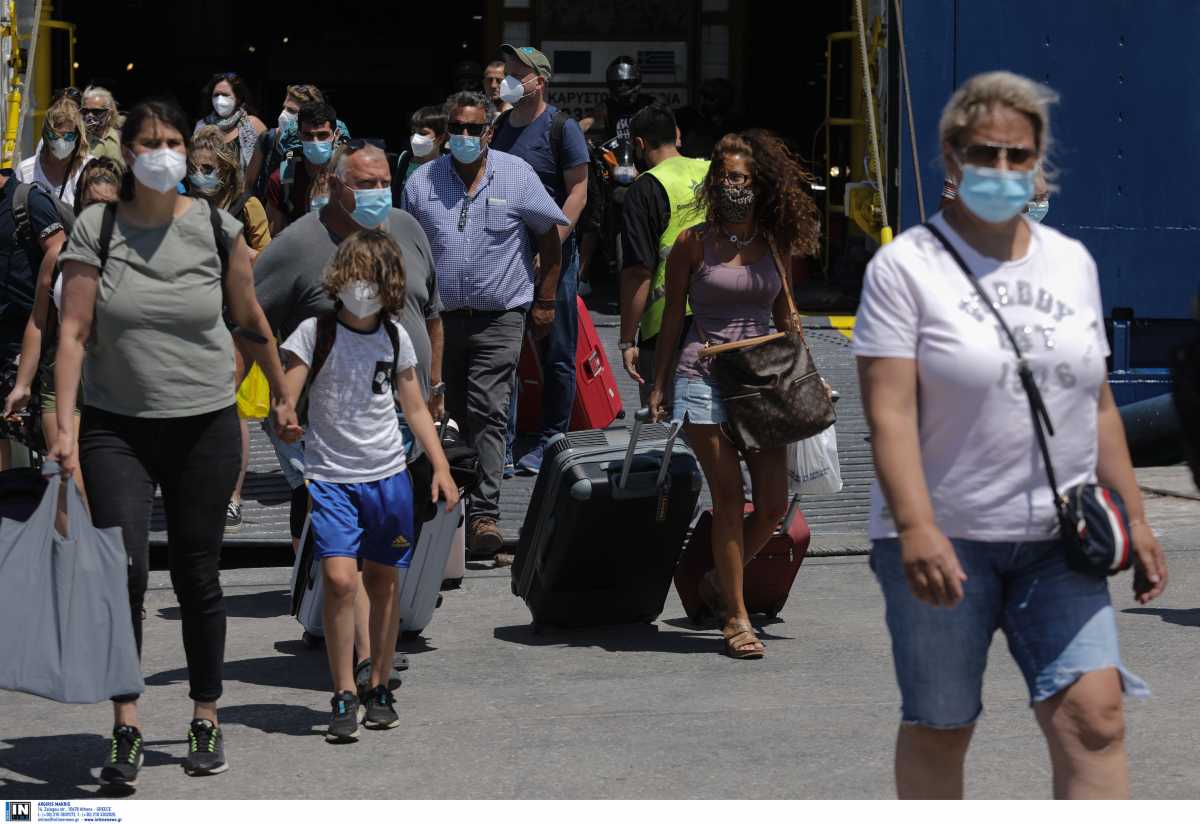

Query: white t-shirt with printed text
left=853, top=212, right=1110, bottom=541
left=282, top=316, right=418, bottom=484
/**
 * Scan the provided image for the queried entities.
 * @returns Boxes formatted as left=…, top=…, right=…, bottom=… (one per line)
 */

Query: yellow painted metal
left=1, top=0, right=21, bottom=168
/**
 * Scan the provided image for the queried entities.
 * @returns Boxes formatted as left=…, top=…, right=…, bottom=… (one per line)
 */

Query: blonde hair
left=323, top=229, right=407, bottom=314
left=939, top=71, right=1059, bottom=185
left=191, top=124, right=244, bottom=209
left=44, top=98, right=90, bottom=164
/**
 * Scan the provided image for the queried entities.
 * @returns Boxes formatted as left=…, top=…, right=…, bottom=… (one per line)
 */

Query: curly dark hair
left=694, top=130, right=821, bottom=257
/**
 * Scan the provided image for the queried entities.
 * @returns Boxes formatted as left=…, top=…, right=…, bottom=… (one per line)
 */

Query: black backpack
left=493, top=108, right=602, bottom=232
left=11, top=182, right=75, bottom=271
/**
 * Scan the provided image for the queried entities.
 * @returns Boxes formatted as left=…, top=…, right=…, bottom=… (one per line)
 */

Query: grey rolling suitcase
left=512, top=411, right=703, bottom=627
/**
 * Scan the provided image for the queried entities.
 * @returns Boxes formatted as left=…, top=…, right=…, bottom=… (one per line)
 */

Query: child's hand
left=432, top=468, right=460, bottom=511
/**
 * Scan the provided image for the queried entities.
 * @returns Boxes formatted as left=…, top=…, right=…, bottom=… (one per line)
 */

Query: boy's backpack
left=307, top=310, right=400, bottom=389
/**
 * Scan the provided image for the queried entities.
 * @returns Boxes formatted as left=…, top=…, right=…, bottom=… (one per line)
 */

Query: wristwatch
left=430, top=382, right=446, bottom=397
left=617, top=341, right=636, bottom=352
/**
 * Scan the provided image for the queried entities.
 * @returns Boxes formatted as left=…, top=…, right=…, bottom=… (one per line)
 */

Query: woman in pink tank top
left=649, top=131, right=821, bottom=659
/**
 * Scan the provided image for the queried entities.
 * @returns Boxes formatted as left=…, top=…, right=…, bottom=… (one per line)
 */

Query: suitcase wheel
left=301, top=631, right=324, bottom=650
left=400, top=630, right=422, bottom=642
left=435, top=593, right=444, bottom=609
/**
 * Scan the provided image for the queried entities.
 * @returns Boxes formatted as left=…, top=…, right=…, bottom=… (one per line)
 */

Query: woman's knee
left=1047, top=682, right=1126, bottom=753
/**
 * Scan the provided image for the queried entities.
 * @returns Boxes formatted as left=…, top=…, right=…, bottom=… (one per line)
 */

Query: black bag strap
left=97, top=201, right=117, bottom=272
left=11, top=182, right=34, bottom=250
left=308, top=311, right=339, bottom=386
left=924, top=221, right=1070, bottom=521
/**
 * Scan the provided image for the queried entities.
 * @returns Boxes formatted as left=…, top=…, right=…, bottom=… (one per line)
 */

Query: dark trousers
left=506, top=235, right=580, bottom=453
left=80, top=405, right=241, bottom=703
left=443, top=310, right=525, bottom=523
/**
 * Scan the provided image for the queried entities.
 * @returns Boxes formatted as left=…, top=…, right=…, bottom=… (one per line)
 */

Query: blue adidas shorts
left=308, top=470, right=415, bottom=568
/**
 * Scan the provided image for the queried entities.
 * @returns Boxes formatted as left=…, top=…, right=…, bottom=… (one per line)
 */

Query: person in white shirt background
left=854, top=71, right=1167, bottom=800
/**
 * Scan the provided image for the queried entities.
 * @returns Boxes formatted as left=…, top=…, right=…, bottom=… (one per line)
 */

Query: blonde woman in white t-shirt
left=854, top=71, right=1167, bottom=800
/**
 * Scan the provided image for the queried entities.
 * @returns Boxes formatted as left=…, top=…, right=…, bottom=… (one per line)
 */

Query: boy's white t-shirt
left=282, top=316, right=418, bottom=484
left=852, top=212, right=1110, bottom=542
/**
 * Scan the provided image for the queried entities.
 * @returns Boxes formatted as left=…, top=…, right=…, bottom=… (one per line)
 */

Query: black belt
left=442, top=307, right=516, bottom=318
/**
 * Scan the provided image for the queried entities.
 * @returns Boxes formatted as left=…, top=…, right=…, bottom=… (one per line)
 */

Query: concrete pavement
left=1, top=482, right=1197, bottom=800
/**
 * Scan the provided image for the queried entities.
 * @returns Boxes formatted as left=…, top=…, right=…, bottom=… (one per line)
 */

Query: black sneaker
left=183, top=719, right=228, bottom=776
left=354, top=657, right=406, bottom=701
left=326, top=690, right=361, bottom=743
left=99, top=724, right=143, bottom=787
left=361, top=685, right=400, bottom=730
left=225, top=501, right=242, bottom=533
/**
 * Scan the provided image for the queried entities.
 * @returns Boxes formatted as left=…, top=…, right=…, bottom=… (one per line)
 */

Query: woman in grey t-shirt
left=52, top=99, right=298, bottom=788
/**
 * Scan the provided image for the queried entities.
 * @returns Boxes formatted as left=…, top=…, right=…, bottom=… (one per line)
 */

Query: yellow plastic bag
left=236, top=363, right=270, bottom=420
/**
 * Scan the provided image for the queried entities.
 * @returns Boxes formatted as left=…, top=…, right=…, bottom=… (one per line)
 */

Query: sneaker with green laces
left=99, top=724, right=143, bottom=786
left=183, top=719, right=228, bottom=776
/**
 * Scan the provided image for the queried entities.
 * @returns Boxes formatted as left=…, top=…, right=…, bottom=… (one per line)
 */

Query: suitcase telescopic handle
left=619, top=409, right=681, bottom=490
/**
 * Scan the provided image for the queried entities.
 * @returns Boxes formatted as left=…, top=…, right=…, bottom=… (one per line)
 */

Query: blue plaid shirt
left=402, top=150, right=568, bottom=312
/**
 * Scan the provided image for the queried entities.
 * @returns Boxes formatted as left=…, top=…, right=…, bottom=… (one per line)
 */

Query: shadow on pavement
left=494, top=622, right=719, bottom=654
left=0, top=733, right=181, bottom=799
left=1124, top=607, right=1200, bottom=627
left=147, top=650, right=330, bottom=693
left=218, top=703, right=328, bottom=738
left=157, top=589, right=292, bottom=621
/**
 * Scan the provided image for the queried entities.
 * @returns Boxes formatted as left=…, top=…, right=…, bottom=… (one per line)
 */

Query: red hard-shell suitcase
left=674, top=496, right=811, bottom=623
left=516, top=297, right=624, bottom=434
left=569, top=295, right=623, bottom=431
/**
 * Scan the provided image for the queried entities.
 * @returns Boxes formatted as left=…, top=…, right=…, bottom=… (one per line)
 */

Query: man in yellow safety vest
left=617, top=102, right=710, bottom=406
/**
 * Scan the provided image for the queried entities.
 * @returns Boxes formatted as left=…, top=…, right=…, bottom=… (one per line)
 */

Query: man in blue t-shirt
left=490, top=45, right=590, bottom=507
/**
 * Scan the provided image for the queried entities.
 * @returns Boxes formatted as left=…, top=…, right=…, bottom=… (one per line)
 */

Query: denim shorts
left=871, top=537, right=1149, bottom=728
left=672, top=375, right=727, bottom=425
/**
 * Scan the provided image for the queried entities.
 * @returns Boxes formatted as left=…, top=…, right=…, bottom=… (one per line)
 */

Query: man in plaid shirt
left=403, top=91, right=568, bottom=556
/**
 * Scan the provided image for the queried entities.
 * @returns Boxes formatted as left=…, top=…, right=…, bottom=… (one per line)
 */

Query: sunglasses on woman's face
left=447, top=121, right=487, bottom=137
left=44, top=128, right=78, bottom=142
left=958, top=142, right=1037, bottom=168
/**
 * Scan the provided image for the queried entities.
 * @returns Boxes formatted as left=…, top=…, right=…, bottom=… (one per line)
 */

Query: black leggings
left=80, top=405, right=240, bottom=703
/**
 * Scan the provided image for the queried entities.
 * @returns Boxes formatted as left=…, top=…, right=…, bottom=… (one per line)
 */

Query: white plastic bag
left=789, top=425, right=843, bottom=495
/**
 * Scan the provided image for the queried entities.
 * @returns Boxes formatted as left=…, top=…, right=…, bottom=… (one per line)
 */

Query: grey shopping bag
left=0, top=463, right=143, bottom=703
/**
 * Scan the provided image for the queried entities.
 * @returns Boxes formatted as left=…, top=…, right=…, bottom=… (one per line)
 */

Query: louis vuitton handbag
left=697, top=242, right=835, bottom=452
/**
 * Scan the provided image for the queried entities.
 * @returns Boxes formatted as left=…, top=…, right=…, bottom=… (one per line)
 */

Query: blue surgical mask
left=449, top=134, right=483, bottom=165
left=302, top=139, right=334, bottom=166
left=957, top=164, right=1036, bottom=223
left=346, top=186, right=392, bottom=229
left=310, top=194, right=329, bottom=212
left=1026, top=199, right=1050, bottom=223
left=189, top=171, right=222, bottom=193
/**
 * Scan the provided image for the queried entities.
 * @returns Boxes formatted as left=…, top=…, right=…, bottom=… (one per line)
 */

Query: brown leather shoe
left=469, top=517, right=503, bottom=555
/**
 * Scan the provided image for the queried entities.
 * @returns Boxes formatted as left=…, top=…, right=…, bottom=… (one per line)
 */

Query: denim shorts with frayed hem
left=672, top=375, right=727, bottom=426
left=870, top=537, right=1149, bottom=729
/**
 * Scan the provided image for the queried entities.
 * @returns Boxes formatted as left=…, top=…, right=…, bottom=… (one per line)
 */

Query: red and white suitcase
left=569, top=295, right=623, bottom=431
left=674, top=496, right=811, bottom=624
left=516, top=297, right=624, bottom=433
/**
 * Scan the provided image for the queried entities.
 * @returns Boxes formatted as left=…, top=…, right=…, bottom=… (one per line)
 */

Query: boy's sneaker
left=354, top=657, right=406, bottom=701
left=99, top=724, right=143, bottom=787
left=361, top=684, right=400, bottom=730
left=516, top=443, right=544, bottom=475
left=326, top=690, right=361, bottom=743
left=183, top=719, right=228, bottom=776
left=224, top=501, right=242, bottom=533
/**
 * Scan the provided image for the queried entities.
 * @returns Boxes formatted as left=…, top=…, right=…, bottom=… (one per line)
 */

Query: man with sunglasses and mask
left=255, top=138, right=444, bottom=688
left=403, top=91, right=568, bottom=558
left=79, top=86, right=124, bottom=166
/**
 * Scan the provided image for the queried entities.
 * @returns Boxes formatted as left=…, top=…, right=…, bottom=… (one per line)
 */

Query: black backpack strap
left=97, top=202, right=118, bottom=273
left=382, top=316, right=400, bottom=383
left=308, top=311, right=338, bottom=386
left=11, top=182, right=33, bottom=247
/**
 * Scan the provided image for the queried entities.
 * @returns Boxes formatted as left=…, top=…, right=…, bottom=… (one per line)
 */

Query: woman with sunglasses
left=81, top=85, right=125, bottom=167
left=854, top=71, right=1167, bottom=798
left=647, top=129, right=820, bottom=659
left=17, top=97, right=92, bottom=206
left=195, top=72, right=266, bottom=173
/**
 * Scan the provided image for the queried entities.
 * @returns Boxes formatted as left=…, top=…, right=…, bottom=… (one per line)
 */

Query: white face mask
left=410, top=133, right=435, bottom=158
left=278, top=109, right=297, bottom=132
left=338, top=280, right=383, bottom=319
left=499, top=74, right=529, bottom=105
left=132, top=147, right=188, bottom=193
left=47, top=137, right=76, bottom=160
left=213, top=94, right=237, bottom=117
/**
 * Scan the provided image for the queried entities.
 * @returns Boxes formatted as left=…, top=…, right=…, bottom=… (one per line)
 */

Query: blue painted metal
left=896, top=1, right=1198, bottom=402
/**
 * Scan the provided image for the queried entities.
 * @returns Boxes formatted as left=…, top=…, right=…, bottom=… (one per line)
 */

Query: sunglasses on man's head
left=958, top=142, right=1037, bottom=167
left=447, top=121, right=487, bottom=137
left=345, top=137, right=387, bottom=152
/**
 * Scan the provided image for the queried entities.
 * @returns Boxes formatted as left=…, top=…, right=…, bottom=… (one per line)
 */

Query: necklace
left=723, top=225, right=758, bottom=249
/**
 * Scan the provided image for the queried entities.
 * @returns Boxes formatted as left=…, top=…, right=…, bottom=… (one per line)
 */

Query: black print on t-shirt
left=371, top=361, right=393, bottom=395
